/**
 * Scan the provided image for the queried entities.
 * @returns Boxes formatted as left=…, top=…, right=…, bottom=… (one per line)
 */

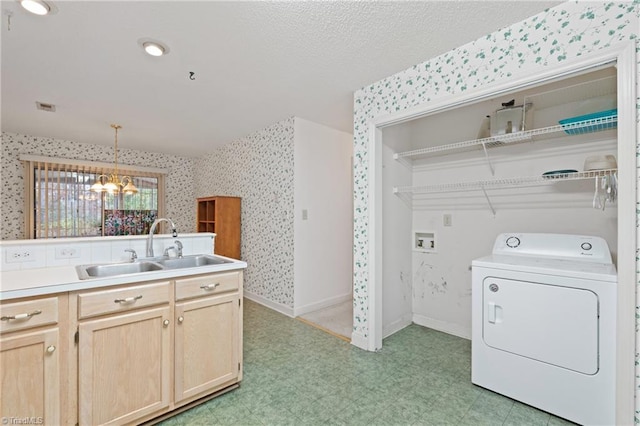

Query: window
left=22, top=156, right=166, bottom=239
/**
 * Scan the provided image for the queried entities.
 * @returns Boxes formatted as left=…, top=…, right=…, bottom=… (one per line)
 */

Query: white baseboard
left=350, top=331, right=370, bottom=351
left=412, top=313, right=471, bottom=340
left=383, top=314, right=412, bottom=338
left=244, top=291, right=294, bottom=318
left=293, top=292, right=352, bottom=317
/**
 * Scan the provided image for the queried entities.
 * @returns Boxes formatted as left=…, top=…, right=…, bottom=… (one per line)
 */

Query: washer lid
left=473, top=254, right=617, bottom=282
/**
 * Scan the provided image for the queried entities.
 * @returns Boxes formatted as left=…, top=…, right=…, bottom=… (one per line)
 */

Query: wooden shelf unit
left=196, top=196, right=241, bottom=259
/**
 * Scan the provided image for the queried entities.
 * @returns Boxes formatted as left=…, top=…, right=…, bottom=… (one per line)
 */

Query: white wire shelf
left=393, top=114, right=618, bottom=160
left=393, top=169, right=618, bottom=195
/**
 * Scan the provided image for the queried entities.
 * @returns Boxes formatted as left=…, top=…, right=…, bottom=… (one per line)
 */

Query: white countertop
left=0, top=257, right=247, bottom=300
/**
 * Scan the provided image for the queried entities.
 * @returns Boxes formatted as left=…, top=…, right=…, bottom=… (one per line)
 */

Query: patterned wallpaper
left=0, top=132, right=196, bottom=240
left=194, top=117, right=295, bottom=307
left=352, top=0, right=638, bottom=413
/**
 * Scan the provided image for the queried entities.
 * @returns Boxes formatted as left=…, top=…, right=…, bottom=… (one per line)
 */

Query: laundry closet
left=379, top=66, right=620, bottom=339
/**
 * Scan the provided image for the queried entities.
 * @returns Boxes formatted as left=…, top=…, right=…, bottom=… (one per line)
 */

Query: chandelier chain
left=111, top=124, right=121, bottom=178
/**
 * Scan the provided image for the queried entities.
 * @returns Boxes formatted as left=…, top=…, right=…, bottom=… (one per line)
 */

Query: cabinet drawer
left=175, top=272, right=239, bottom=301
left=78, top=281, right=171, bottom=319
left=0, top=297, right=58, bottom=334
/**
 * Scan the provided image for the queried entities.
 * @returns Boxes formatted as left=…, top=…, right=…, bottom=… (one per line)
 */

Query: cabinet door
left=175, top=293, right=240, bottom=403
left=0, top=328, right=60, bottom=425
left=78, top=306, right=171, bottom=426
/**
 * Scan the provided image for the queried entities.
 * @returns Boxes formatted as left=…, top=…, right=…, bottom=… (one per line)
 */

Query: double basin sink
left=75, top=254, right=233, bottom=280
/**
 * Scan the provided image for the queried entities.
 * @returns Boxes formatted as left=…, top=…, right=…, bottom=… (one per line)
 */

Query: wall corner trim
left=350, top=331, right=369, bottom=350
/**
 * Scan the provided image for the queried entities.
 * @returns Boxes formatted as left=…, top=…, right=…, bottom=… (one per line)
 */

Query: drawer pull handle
left=163, top=319, right=170, bottom=327
left=46, top=345, right=56, bottom=354
left=178, top=316, right=184, bottom=323
left=200, top=283, right=220, bottom=291
left=1, top=310, right=42, bottom=321
left=114, top=295, right=143, bottom=304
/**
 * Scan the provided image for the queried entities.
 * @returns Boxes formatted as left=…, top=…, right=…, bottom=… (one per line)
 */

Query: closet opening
left=365, top=43, right=636, bottom=423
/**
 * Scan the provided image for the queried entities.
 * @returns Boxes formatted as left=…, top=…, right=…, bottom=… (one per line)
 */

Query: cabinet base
left=140, top=383, right=240, bottom=425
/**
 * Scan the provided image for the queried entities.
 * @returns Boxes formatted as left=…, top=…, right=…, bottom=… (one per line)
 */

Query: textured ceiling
left=1, top=1, right=562, bottom=157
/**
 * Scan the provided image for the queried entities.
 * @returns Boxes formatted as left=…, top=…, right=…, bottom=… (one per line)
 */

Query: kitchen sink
left=75, top=254, right=234, bottom=280
left=76, top=261, right=164, bottom=279
left=156, top=254, right=233, bottom=269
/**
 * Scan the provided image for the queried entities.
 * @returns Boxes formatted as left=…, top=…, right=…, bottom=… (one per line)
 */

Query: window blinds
left=24, top=157, right=164, bottom=239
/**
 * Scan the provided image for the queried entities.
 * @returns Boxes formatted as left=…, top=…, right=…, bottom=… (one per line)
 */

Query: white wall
left=293, top=117, right=353, bottom=316
left=380, top=125, right=413, bottom=337
left=407, top=136, right=618, bottom=338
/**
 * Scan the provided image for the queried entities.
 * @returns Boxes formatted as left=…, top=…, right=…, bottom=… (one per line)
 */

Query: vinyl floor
left=158, top=299, right=574, bottom=426
left=298, top=300, right=353, bottom=340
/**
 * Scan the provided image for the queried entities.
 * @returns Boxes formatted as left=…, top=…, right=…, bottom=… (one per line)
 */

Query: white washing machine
left=472, top=233, right=617, bottom=425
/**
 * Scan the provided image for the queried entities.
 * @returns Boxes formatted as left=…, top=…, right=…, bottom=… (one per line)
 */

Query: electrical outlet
left=302, top=209, right=308, bottom=220
left=56, top=247, right=80, bottom=259
left=6, top=248, right=35, bottom=263
left=443, top=214, right=452, bottom=227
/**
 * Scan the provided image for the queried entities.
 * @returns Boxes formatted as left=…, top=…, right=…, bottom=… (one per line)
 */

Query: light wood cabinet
left=196, top=196, right=241, bottom=259
left=74, top=281, right=172, bottom=425
left=69, top=270, right=243, bottom=425
left=174, top=271, right=242, bottom=405
left=175, top=293, right=240, bottom=403
left=77, top=305, right=172, bottom=425
left=1, top=268, right=243, bottom=426
left=1, top=295, right=67, bottom=426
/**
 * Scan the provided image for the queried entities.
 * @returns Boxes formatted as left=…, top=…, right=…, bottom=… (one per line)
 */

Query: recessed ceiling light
left=143, top=41, right=167, bottom=57
left=19, top=0, right=51, bottom=15
left=143, top=42, right=164, bottom=56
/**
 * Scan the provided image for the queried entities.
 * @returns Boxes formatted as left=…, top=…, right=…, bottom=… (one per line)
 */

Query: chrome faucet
left=163, top=240, right=183, bottom=258
left=147, top=218, right=177, bottom=257
left=124, top=249, right=137, bottom=262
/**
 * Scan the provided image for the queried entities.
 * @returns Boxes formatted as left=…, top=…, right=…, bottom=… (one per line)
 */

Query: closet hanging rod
left=393, top=114, right=618, bottom=160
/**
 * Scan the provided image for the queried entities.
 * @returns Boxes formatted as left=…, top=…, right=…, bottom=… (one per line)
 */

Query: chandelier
left=90, top=124, right=138, bottom=195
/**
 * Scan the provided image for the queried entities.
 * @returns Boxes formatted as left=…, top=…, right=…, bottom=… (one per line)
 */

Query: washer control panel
left=492, top=233, right=612, bottom=264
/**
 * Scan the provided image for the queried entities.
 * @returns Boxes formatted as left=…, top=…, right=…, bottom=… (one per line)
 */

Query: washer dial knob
left=506, top=236, right=520, bottom=248
left=581, top=242, right=593, bottom=251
